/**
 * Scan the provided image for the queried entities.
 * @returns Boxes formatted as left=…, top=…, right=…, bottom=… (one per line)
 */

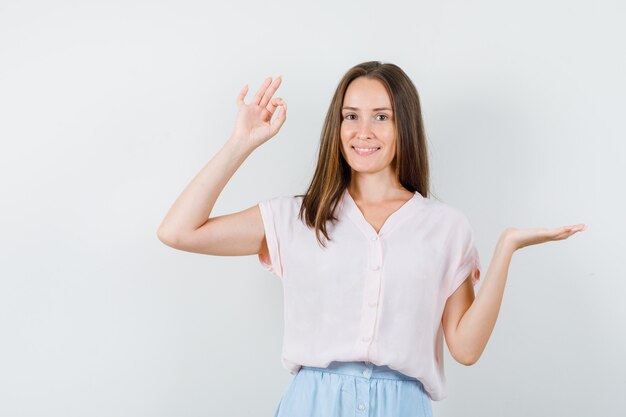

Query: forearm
left=157, top=136, right=253, bottom=240
left=456, top=234, right=516, bottom=364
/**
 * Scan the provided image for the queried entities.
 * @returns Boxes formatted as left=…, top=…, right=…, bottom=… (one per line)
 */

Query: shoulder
left=259, top=194, right=302, bottom=206
left=258, top=194, right=304, bottom=217
left=419, top=197, right=467, bottom=221
left=419, top=197, right=471, bottom=225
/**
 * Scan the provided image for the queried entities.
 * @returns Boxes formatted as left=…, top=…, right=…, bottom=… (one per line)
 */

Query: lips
left=352, top=145, right=381, bottom=156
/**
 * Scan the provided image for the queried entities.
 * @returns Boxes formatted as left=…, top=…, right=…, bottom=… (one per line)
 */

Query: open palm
left=504, top=223, right=587, bottom=250
left=231, top=75, right=287, bottom=150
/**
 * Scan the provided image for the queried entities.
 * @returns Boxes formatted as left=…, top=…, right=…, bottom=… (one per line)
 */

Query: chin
left=349, top=163, right=388, bottom=174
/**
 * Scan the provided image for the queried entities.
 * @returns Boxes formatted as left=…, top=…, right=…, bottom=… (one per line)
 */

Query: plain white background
left=1, top=0, right=624, bottom=416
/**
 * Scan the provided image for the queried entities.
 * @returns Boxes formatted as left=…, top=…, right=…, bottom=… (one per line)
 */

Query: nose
left=356, top=119, right=373, bottom=140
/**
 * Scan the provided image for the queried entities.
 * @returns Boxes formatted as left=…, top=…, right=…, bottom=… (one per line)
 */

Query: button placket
left=359, top=234, right=383, bottom=356
left=369, top=234, right=383, bottom=270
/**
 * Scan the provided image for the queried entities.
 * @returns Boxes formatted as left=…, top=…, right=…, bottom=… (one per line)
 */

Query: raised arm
left=157, top=76, right=287, bottom=257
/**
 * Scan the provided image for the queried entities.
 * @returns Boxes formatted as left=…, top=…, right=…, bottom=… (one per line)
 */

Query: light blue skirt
left=273, top=361, right=433, bottom=417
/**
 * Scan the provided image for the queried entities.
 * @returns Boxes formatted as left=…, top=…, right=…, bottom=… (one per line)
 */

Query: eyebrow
left=342, top=106, right=392, bottom=111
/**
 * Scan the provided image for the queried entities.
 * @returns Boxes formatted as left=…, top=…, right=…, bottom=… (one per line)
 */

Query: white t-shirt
left=257, top=187, right=481, bottom=401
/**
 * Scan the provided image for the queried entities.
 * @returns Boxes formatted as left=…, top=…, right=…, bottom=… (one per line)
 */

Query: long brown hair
left=296, top=61, right=431, bottom=248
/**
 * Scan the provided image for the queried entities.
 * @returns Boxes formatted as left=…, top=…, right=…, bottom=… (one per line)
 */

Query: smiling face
left=340, top=76, right=397, bottom=176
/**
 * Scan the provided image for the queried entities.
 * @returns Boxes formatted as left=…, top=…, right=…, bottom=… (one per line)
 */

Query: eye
left=343, top=114, right=356, bottom=120
left=377, top=114, right=389, bottom=121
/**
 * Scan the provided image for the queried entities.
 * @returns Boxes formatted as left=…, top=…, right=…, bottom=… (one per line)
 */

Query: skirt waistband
left=300, top=361, right=421, bottom=383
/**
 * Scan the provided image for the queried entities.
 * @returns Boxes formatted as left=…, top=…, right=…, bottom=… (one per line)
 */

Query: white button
left=362, top=336, right=371, bottom=342
left=362, top=369, right=370, bottom=376
left=371, top=265, right=380, bottom=270
left=371, top=236, right=378, bottom=241
left=368, top=301, right=377, bottom=307
left=358, top=403, right=366, bottom=411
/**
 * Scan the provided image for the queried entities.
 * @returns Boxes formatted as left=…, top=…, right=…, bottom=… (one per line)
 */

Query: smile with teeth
left=352, top=146, right=381, bottom=156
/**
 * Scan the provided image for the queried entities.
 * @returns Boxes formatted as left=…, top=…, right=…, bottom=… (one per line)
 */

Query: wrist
left=497, top=230, right=519, bottom=253
left=225, top=135, right=255, bottom=159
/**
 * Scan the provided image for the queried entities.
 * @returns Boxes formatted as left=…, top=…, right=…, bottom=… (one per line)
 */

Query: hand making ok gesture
left=230, top=75, right=287, bottom=151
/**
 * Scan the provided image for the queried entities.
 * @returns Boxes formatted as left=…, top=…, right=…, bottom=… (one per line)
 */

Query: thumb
left=268, top=103, right=287, bottom=137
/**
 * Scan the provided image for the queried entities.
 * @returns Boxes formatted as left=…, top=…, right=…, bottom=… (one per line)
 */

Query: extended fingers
left=251, top=76, right=273, bottom=106
left=259, top=75, right=282, bottom=108
left=569, top=223, right=587, bottom=232
left=238, top=75, right=283, bottom=110
left=553, top=224, right=587, bottom=240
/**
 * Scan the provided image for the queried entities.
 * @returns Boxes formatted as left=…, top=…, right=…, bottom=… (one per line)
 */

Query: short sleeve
left=257, top=198, right=284, bottom=279
left=446, top=211, right=481, bottom=298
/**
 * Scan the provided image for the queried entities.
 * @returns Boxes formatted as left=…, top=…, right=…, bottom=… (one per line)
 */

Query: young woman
left=157, top=61, right=586, bottom=417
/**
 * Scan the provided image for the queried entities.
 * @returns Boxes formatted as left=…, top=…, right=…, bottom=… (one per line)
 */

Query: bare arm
left=156, top=76, right=287, bottom=256
left=157, top=137, right=251, bottom=239
left=442, top=224, right=587, bottom=365
left=156, top=138, right=259, bottom=252
left=442, top=235, right=514, bottom=365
